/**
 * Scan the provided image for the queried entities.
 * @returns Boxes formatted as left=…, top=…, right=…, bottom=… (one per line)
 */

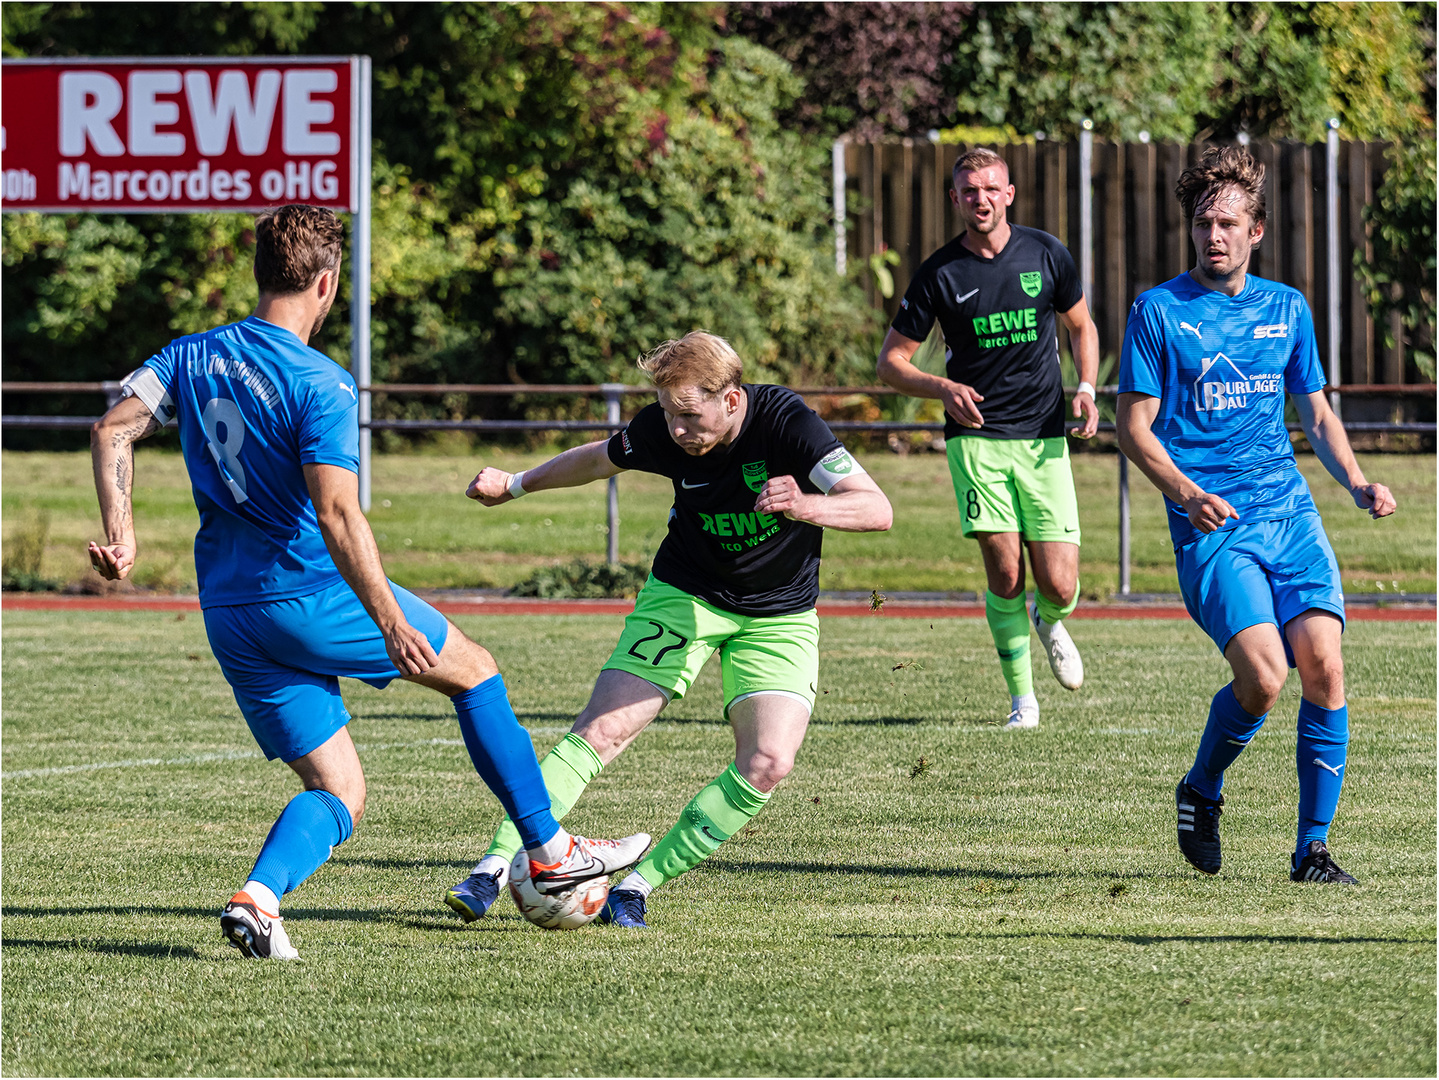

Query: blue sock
left=248, top=788, right=353, bottom=899
left=452, top=674, right=559, bottom=850
left=1296, top=698, right=1349, bottom=860
left=1185, top=684, right=1268, bottom=799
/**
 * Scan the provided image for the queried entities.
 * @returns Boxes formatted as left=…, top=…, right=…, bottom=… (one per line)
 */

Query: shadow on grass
left=355, top=711, right=581, bottom=724
left=719, top=860, right=1060, bottom=881
left=330, top=856, right=474, bottom=871
left=660, top=714, right=950, bottom=728
left=2, top=938, right=203, bottom=959
left=830, top=929, right=1435, bottom=946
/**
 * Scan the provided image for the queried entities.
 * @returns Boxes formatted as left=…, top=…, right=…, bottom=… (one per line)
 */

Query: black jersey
left=607, top=383, right=862, bottom=617
left=891, top=224, right=1083, bottom=441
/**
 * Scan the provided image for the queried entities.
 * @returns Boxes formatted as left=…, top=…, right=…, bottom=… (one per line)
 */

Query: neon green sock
left=1035, top=582, right=1080, bottom=625
left=634, top=763, right=769, bottom=890
left=483, top=732, right=603, bottom=860
left=985, top=589, right=1033, bottom=696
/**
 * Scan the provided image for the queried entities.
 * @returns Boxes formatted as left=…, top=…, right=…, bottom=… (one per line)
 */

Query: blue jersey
left=123, top=316, right=359, bottom=608
left=1117, top=272, right=1327, bottom=549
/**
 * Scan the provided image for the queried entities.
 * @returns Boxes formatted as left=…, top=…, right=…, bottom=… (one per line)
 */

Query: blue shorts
left=1175, top=512, right=1345, bottom=666
left=203, top=579, right=450, bottom=762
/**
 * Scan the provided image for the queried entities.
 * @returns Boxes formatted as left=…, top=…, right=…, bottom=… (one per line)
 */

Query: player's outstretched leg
left=445, top=670, right=667, bottom=920
left=222, top=727, right=362, bottom=959
left=601, top=762, right=770, bottom=928
left=986, top=589, right=1037, bottom=728
left=447, top=733, right=604, bottom=921
left=602, top=693, right=805, bottom=928
left=1031, top=583, right=1083, bottom=691
left=413, top=626, right=649, bottom=899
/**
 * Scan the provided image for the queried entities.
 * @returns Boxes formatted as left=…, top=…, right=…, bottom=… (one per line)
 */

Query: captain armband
left=808, top=447, right=868, bottom=493
left=120, top=368, right=178, bottom=428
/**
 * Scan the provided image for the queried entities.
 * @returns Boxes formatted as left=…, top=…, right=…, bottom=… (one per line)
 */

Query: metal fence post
left=1326, top=118, right=1342, bottom=418
left=602, top=383, right=623, bottom=565
left=1118, top=454, right=1131, bottom=595
left=354, top=56, right=374, bottom=511
left=1079, top=120, right=1094, bottom=305
left=833, top=138, right=847, bottom=275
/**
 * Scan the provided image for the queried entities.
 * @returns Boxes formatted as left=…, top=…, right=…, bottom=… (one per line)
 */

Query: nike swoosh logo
left=530, top=851, right=602, bottom=892
left=680, top=480, right=708, bottom=489
left=956, top=289, right=979, bottom=303
left=701, top=826, right=723, bottom=842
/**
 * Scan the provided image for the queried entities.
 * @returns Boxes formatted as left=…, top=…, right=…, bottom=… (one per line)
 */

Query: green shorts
left=603, top=576, right=820, bottom=716
left=946, top=435, right=1082, bottom=542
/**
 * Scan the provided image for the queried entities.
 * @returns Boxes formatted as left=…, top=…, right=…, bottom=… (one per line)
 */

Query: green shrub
left=509, top=559, right=651, bottom=600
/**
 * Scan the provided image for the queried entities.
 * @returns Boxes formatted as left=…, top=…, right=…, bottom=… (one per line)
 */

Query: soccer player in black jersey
left=445, top=332, right=893, bottom=926
left=878, top=147, right=1101, bottom=730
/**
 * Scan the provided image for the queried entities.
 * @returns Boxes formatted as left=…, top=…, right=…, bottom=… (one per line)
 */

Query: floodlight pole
left=354, top=56, right=374, bottom=511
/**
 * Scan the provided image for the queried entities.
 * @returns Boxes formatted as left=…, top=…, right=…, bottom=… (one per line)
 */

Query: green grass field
left=3, top=610, right=1434, bottom=1076
left=3, top=447, right=1434, bottom=597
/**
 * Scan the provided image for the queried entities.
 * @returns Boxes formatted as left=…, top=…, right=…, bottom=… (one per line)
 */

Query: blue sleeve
left=1118, top=297, right=1165, bottom=396
left=1285, top=298, right=1327, bottom=395
left=143, top=343, right=180, bottom=390
left=890, top=264, right=937, bottom=343
left=298, top=374, right=359, bottom=471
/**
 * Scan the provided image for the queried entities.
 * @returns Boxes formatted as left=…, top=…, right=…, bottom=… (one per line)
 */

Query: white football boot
left=527, top=832, right=651, bottom=896
left=1031, top=603, right=1084, bottom=690
left=220, top=891, right=299, bottom=959
left=1003, top=694, right=1040, bottom=730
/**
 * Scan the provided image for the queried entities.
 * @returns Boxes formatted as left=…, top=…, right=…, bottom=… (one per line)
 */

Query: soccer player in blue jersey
left=1117, top=147, right=1396, bottom=884
left=87, top=205, right=648, bottom=958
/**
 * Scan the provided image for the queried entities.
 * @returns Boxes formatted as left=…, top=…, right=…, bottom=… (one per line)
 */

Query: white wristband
left=507, top=470, right=528, bottom=499
left=1076, top=381, right=1096, bottom=399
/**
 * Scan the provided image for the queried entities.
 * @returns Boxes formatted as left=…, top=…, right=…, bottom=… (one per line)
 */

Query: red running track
left=3, top=595, right=1432, bottom=621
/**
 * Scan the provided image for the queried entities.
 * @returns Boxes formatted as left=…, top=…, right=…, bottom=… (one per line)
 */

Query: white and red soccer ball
left=507, top=850, right=609, bottom=930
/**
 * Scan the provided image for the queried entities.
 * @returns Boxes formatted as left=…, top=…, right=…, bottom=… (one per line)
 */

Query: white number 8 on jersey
left=201, top=397, right=250, bottom=504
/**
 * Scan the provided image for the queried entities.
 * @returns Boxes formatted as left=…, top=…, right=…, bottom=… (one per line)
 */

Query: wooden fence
left=843, top=138, right=1415, bottom=386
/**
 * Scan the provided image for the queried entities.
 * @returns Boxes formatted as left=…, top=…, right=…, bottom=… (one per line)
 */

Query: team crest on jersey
left=742, top=460, right=769, bottom=493
left=1019, top=271, right=1043, bottom=298
left=1193, top=353, right=1281, bottom=413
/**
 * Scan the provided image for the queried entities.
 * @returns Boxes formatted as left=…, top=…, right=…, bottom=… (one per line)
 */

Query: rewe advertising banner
left=2, top=57, right=360, bottom=212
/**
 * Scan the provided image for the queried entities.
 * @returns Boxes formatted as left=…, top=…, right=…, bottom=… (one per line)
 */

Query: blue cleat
left=598, top=888, right=648, bottom=928
left=445, top=869, right=505, bottom=923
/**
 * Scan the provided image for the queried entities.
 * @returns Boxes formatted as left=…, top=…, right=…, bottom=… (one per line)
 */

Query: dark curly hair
left=253, top=205, right=344, bottom=295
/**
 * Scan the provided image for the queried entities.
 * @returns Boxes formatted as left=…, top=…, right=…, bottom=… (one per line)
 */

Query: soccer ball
left=507, top=850, right=609, bottom=930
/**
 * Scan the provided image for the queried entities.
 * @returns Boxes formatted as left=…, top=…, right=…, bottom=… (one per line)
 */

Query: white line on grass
left=0, top=731, right=578, bottom=780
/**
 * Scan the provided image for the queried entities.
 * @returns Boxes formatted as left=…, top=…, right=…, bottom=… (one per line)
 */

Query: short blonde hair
left=636, top=332, right=744, bottom=394
left=953, top=147, right=1009, bottom=181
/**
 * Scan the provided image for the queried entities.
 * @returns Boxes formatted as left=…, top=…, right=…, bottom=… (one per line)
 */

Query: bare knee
left=570, top=709, right=634, bottom=761
left=737, top=748, right=795, bottom=793
left=1035, top=573, right=1076, bottom=608
left=444, top=629, right=499, bottom=687
left=303, top=772, right=366, bottom=826
left=1233, top=661, right=1287, bottom=716
left=1298, top=653, right=1345, bottom=708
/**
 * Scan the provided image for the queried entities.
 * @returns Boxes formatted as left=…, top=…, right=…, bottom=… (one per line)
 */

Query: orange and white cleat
left=527, top=833, right=650, bottom=896
left=220, top=891, right=299, bottom=959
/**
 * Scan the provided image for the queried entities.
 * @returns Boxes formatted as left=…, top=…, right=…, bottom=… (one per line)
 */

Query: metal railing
left=5, top=381, right=1433, bottom=590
